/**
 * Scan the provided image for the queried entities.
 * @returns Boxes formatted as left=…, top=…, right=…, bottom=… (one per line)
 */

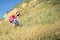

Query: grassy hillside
left=0, top=0, right=60, bottom=40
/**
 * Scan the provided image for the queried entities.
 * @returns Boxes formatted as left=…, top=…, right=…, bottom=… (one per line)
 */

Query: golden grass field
left=0, top=0, right=60, bottom=40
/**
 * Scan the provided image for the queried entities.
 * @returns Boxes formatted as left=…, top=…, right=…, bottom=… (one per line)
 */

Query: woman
left=12, top=11, right=20, bottom=27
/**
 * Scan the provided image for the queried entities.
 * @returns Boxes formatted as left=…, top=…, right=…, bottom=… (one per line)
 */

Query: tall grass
left=0, top=0, right=60, bottom=40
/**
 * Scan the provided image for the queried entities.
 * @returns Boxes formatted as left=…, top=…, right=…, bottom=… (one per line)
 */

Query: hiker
left=9, top=11, right=20, bottom=27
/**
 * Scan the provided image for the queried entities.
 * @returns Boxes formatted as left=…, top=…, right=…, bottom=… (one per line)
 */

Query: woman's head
left=16, top=11, right=20, bottom=16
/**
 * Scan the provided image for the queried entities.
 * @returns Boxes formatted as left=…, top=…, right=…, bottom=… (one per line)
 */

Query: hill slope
left=0, top=0, right=60, bottom=40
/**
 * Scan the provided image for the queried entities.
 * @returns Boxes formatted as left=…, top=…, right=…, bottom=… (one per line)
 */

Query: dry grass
left=0, top=20, right=60, bottom=40
left=0, top=0, right=60, bottom=40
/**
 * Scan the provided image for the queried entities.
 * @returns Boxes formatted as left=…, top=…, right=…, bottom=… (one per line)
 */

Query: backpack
left=9, top=15, right=15, bottom=23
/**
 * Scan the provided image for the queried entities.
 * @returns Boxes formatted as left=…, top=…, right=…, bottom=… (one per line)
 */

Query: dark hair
left=17, top=14, right=20, bottom=16
left=16, top=11, right=20, bottom=16
left=16, top=11, right=20, bottom=14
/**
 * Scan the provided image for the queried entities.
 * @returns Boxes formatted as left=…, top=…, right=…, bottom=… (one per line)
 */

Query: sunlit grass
left=0, top=0, right=60, bottom=40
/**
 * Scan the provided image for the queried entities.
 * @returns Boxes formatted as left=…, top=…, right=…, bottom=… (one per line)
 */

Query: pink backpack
left=9, top=15, right=15, bottom=23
